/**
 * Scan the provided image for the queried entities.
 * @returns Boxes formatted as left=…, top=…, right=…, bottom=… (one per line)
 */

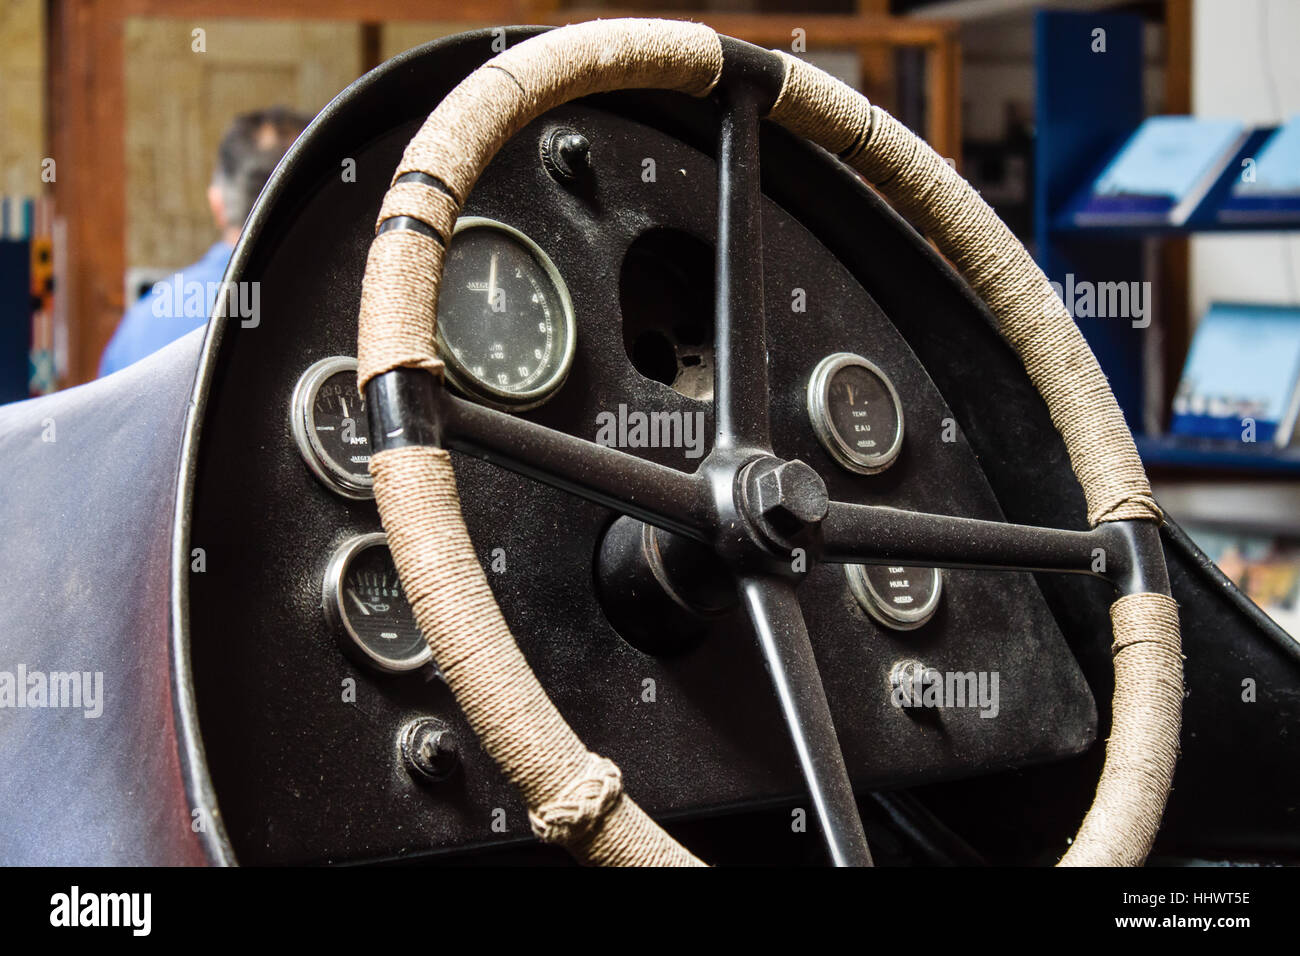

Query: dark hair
left=213, top=106, right=311, bottom=228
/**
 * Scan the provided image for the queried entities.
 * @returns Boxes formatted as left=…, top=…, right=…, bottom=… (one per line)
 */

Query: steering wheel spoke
left=819, top=500, right=1165, bottom=595
left=713, top=81, right=773, bottom=453
left=437, top=390, right=712, bottom=543
left=741, top=575, right=874, bottom=867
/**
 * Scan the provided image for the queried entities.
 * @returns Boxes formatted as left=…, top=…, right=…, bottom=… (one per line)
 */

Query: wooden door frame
left=47, top=0, right=959, bottom=385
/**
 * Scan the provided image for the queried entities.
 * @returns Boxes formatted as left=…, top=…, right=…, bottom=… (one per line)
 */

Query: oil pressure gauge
left=807, top=352, right=905, bottom=474
left=290, top=356, right=372, bottom=499
left=436, top=217, right=576, bottom=410
left=323, top=533, right=432, bottom=673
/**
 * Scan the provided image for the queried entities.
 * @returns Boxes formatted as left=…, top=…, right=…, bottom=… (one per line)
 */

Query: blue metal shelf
left=1137, top=435, right=1300, bottom=475
left=1035, top=10, right=1147, bottom=428
left=1050, top=218, right=1300, bottom=238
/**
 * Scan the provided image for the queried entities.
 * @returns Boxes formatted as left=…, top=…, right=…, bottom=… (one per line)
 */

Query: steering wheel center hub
left=739, top=457, right=829, bottom=553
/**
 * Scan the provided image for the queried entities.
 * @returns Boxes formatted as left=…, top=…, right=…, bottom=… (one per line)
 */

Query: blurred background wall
left=1189, top=0, right=1300, bottom=322
left=0, top=0, right=43, bottom=200
left=123, top=18, right=361, bottom=273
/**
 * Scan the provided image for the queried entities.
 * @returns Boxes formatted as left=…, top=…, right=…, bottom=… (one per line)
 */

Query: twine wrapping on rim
left=768, top=50, right=872, bottom=159
left=528, top=753, right=624, bottom=846
left=767, top=58, right=1160, bottom=529
left=358, top=229, right=447, bottom=382
left=763, top=48, right=1181, bottom=866
left=371, top=438, right=702, bottom=866
left=1059, top=592, right=1184, bottom=866
left=377, top=181, right=459, bottom=240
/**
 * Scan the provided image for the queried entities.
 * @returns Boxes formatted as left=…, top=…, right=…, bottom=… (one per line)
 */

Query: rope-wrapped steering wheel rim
left=356, top=18, right=1182, bottom=867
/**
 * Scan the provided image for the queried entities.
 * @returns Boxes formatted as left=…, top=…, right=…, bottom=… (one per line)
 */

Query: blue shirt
left=98, top=241, right=233, bottom=377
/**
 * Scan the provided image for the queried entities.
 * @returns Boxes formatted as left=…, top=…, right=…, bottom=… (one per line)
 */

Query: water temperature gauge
left=807, top=352, right=905, bottom=474
left=323, top=533, right=432, bottom=674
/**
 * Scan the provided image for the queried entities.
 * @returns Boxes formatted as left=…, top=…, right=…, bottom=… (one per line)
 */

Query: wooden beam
left=925, top=30, right=962, bottom=165
left=1164, top=0, right=1192, bottom=113
left=49, top=0, right=126, bottom=385
left=119, top=0, right=531, bottom=21
left=855, top=0, right=897, bottom=117
left=360, top=21, right=382, bottom=73
left=552, top=11, right=958, bottom=49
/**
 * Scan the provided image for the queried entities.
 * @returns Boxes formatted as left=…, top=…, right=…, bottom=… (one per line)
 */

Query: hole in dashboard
left=619, top=227, right=715, bottom=401
left=629, top=329, right=677, bottom=386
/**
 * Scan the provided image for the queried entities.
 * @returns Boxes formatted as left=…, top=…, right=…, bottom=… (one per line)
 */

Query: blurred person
left=98, top=106, right=310, bottom=376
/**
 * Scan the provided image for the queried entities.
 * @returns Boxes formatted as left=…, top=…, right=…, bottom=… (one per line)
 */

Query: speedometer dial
left=436, top=217, right=576, bottom=410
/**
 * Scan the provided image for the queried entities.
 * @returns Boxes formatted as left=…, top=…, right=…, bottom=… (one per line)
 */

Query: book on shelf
left=1219, top=115, right=1300, bottom=225
left=1063, top=116, right=1249, bottom=228
left=1170, top=302, right=1300, bottom=448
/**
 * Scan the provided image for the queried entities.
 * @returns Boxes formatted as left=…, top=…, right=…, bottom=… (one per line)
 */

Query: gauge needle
left=347, top=588, right=371, bottom=616
left=340, top=395, right=349, bottom=420
left=488, top=252, right=498, bottom=306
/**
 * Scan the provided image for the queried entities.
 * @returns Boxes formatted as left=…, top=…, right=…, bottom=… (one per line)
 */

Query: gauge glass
left=436, top=217, right=576, bottom=409
left=847, top=564, right=943, bottom=631
left=290, top=356, right=373, bottom=499
left=323, top=533, right=431, bottom=673
left=807, top=352, right=905, bottom=474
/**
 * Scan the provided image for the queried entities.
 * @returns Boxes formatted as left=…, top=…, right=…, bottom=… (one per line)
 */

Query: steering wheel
left=355, top=19, right=1182, bottom=867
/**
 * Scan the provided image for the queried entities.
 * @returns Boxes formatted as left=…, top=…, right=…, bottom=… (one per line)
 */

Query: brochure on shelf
left=1170, top=302, right=1300, bottom=447
left=1064, top=116, right=1249, bottom=227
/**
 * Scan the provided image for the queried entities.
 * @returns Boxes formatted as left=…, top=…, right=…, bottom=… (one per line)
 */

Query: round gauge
left=323, top=533, right=432, bottom=673
left=846, top=564, right=943, bottom=631
left=290, top=356, right=373, bottom=499
left=807, top=352, right=905, bottom=474
left=435, top=216, right=576, bottom=410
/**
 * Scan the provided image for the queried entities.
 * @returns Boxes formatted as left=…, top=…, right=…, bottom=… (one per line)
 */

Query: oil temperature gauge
left=436, top=217, right=576, bottom=410
left=290, top=356, right=372, bottom=499
left=323, top=533, right=432, bottom=673
left=807, top=352, right=905, bottom=474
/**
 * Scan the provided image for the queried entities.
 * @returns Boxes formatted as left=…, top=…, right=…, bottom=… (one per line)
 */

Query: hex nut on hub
left=752, top=459, right=829, bottom=533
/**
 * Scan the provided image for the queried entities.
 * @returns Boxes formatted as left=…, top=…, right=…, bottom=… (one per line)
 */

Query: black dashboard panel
left=184, top=36, right=1097, bottom=865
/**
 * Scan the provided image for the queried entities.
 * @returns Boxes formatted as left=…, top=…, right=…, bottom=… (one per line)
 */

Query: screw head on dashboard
left=400, top=718, right=460, bottom=782
left=541, top=127, right=592, bottom=183
left=890, top=659, right=928, bottom=693
left=889, top=659, right=943, bottom=721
